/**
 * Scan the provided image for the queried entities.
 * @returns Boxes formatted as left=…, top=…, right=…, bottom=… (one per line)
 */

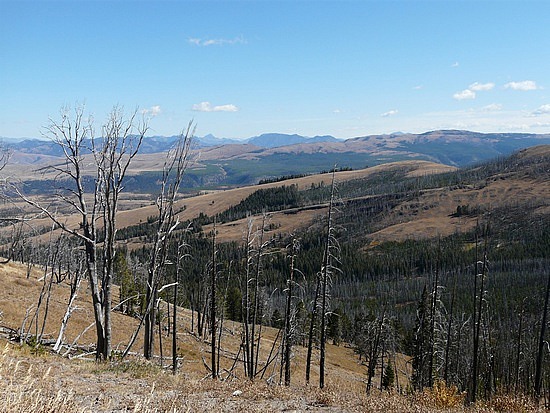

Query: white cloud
left=504, top=80, right=539, bottom=91
left=451, top=62, right=459, bottom=68
left=453, top=82, right=494, bottom=102
left=192, top=102, right=239, bottom=112
left=470, top=82, right=495, bottom=91
left=381, top=109, right=398, bottom=117
left=141, top=105, right=161, bottom=117
left=530, top=104, right=550, bottom=116
left=530, top=122, right=550, bottom=128
left=481, top=103, right=503, bottom=112
left=453, top=89, right=476, bottom=100
left=413, top=85, right=423, bottom=90
left=333, top=109, right=341, bottom=114
left=188, top=36, right=246, bottom=47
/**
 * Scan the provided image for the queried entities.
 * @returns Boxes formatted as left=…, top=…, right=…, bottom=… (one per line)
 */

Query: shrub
left=417, top=380, right=465, bottom=409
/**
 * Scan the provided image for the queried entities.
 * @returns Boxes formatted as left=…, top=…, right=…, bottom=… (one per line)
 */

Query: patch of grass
left=0, top=343, right=82, bottom=413
left=482, top=392, right=538, bottom=413
left=91, top=359, right=162, bottom=379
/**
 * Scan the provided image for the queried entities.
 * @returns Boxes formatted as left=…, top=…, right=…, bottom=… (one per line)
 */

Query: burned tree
left=122, top=122, right=194, bottom=359
left=15, top=105, right=146, bottom=360
left=305, top=169, right=340, bottom=388
left=281, top=236, right=299, bottom=386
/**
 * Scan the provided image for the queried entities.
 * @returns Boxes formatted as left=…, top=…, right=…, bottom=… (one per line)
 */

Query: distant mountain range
left=5, top=130, right=550, bottom=179
left=2, top=132, right=339, bottom=154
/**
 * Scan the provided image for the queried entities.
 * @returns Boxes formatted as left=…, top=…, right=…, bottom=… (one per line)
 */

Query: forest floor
left=0, top=337, right=545, bottom=412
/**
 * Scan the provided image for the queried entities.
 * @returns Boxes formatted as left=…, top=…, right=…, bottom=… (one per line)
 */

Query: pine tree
left=382, top=361, right=395, bottom=391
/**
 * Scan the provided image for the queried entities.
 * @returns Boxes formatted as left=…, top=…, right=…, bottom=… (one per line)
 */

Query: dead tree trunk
left=210, top=220, right=218, bottom=379
left=53, top=258, right=84, bottom=353
left=306, top=270, right=321, bottom=384
left=121, top=123, right=194, bottom=359
left=428, top=240, right=441, bottom=388
left=319, top=169, right=338, bottom=389
left=282, top=237, right=299, bottom=386
left=535, top=269, right=550, bottom=399
left=471, top=228, right=488, bottom=403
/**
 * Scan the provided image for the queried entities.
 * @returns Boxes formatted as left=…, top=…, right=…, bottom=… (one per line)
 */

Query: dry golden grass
left=1, top=340, right=546, bottom=413
left=369, top=176, right=550, bottom=241
left=0, top=343, right=82, bottom=412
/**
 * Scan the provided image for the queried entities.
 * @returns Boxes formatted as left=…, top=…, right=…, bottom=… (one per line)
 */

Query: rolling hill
left=6, top=130, right=550, bottom=192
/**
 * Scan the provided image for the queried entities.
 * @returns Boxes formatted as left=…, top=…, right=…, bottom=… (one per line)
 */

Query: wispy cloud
left=141, top=105, right=161, bottom=117
left=192, top=102, right=239, bottom=112
left=381, top=109, right=398, bottom=117
left=504, top=80, right=539, bottom=91
left=470, top=82, right=495, bottom=91
left=530, top=122, right=550, bottom=128
left=451, top=62, right=459, bottom=68
left=481, top=103, right=503, bottom=112
left=453, top=89, right=476, bottom=100
left=530, top=104, right=550, bottom=116
left=188, top=36, right=246, bottom=47
left=413, top=85, right=423, bottom=90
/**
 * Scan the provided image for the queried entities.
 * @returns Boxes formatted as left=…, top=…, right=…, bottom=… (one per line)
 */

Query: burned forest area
left=0, top=121, right=549, bottom=412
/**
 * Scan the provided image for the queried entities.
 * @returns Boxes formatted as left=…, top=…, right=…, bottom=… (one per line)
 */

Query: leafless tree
left=14, top=105, right=147, bottom=360
left=240, top=214, right=272, bottom=380
left=171, top=240, right=188, bottom=374
left=210, top=219, right=219, bottom=379
left=281, top=236, right=300, bottom=386
left=319, top=170, right=340, bottom=389
left=535, top=268, right=550, bottom=399
left=305, top=169, right=340, bottom=388
left=122, top=121, right=194, bottom=359
left=470, top=226, right=489, bottom=403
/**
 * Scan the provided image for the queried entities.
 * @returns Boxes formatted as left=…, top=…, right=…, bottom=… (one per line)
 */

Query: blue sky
left=2, top=0, right=550, bottom=139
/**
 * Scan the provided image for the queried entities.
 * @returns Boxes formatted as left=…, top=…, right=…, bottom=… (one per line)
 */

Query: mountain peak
left=247, top=133, right=338, bottom=148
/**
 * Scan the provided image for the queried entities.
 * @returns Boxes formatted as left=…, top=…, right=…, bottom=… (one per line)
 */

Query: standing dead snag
left=210, top=219, right=218, bottom=379
left=241, top=214, right=272, bottom=380
left=97, top=107, right=145, bottom=359
left=319, top=169, right=340, bottom=389
left=172, top=241, right=188, bottom=374
left=242, top=217, right=254, bottom=378
left=281, top=237, right=299, bottom=386
left=305, top=169, right=340, bottom=388
left=470, top=225, right=489, bottom=403
left=305, top=266, right=321, bottom=384
left=535, top=268, right=550, bottom=399
left=122, top=121, right=194, bottom=360
left=14, top=105, right=146, bottom=360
